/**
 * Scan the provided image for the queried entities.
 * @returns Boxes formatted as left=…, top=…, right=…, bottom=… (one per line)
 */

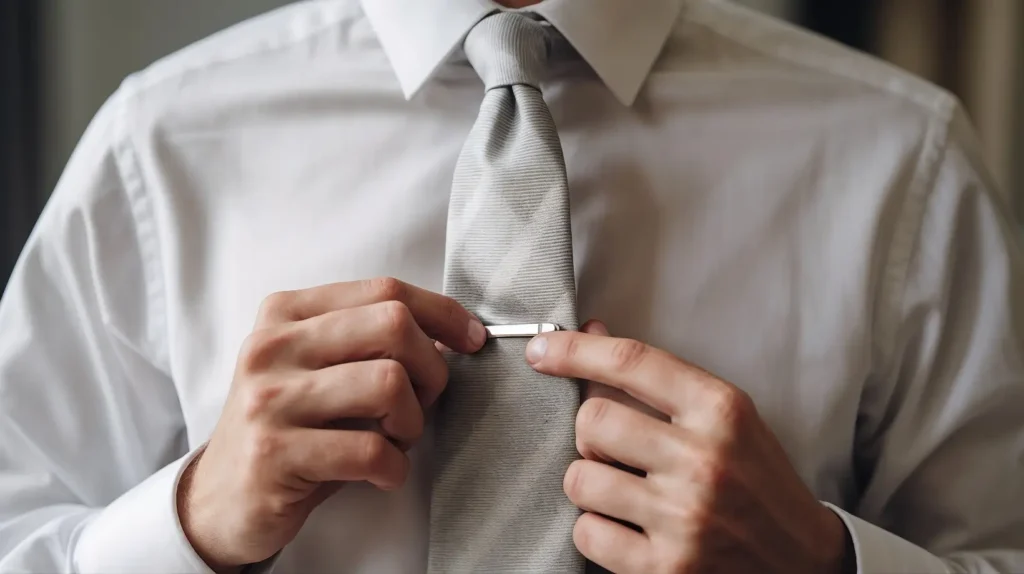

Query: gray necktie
left=429, top=11, right=583, bottom=574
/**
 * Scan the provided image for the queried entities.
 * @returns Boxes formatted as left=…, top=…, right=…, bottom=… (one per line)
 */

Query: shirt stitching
left=874, top=103, right=955, bottom=370
left=108, top=79, right=172, bottom=376
left=104, top=3, right=361, bottom=376
left=121, top=2, right=355, bottom=99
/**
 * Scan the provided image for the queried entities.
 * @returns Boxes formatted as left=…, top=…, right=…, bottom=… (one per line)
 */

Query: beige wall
left=735, top=0, right=796, bottom=20
left=878, top=0, right=1023, bottom=205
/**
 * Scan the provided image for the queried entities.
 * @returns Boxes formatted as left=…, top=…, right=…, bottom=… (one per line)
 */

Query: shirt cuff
left=74, top=447, right=216, bottom=574
left=822, top=502, right=950, bottom=574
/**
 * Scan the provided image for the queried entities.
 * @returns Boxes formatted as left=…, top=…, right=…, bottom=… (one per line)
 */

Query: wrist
left=814, top=505, right=855, bottom=574
left=177, top=449, right=245, bottom=574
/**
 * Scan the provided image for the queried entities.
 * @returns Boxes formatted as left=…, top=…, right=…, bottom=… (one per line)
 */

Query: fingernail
left=469, top=319, right=487, bottom=347
left=526, top=336, right=548, bottom=364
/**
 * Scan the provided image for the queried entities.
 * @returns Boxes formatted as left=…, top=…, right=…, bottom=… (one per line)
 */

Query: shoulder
left=650, top=0, right=993, bottom=203
left=120, top=0, right=371, bottom=97
left=668, top=0, right=1000, bottom=197
left=663, top=0, right=958, bottom=119
left=47, top=0, right=383, bottom=230
left=81, top=0, right=390, bottom=193
left=94, top=0, right=386, bottom=145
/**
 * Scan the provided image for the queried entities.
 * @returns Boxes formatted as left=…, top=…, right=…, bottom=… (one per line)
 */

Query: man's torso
left=111, top=1, right=953, bottom=570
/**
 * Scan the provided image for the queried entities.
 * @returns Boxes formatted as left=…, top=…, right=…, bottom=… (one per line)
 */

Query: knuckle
left=562, top=335, right=580, bottom=364
left=442, top=297, right=461, bottom=328
left=709, top=385, right=754, bottom=431
left=240, top=381, right=287, bottom=421
left=610, top=339, right=648, bottom=371
left=379, top=300, right=414, bottom=338
left=244, top=427, right=283, bottom=465
left=360, top=432, right=390, bottom=470
left=369, top=276, right=406, bottom=302
left=572, top=516, right=594, bottom=557
left=562, top=460, right=586, bottom=501
left=238, top=328, right=291, bottom=373
left=292, top=374, right=317, bottom=396
left=661, top=497, right=692, bottom=529
left=257, top=290, right=295, bottom=321
left=576, top=397, right=614, bottom=437
left=376, top=360, right=408, bottom=404
left=664, top=429, right=693, bottom=466
left=692, top=450, right=730, bottom=491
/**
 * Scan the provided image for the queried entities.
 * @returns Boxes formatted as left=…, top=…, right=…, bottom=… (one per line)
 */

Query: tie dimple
left=464, top=12, right=550, bottom=90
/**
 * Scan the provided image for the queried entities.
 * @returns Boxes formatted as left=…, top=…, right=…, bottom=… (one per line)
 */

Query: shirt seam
left=873, top=100, right=956, bottom=373
left=123, top=5, right=350, bottom=100
left=108, top=77, right=172, bottom=375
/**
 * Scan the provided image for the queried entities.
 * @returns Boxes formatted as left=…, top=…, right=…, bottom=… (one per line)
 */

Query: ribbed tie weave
left=428, top=11, right=584, bottom=574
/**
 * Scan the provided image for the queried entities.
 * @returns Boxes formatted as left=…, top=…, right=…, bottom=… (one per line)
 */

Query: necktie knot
left=464, top=11, right=551, bottom=91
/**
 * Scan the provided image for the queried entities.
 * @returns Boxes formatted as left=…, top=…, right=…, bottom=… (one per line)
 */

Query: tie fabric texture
left=429, top=11, right=584, bottom=574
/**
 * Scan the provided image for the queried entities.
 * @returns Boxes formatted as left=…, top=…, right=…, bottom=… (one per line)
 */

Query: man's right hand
left=176, top=278, right=486, bottom=572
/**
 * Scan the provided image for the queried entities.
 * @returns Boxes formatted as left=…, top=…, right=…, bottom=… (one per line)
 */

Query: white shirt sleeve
left=824, top=502, right=950, bottom=573
left=0, top=88, right=211, bottom=574
left=825, top=105, right=1024, bottom=573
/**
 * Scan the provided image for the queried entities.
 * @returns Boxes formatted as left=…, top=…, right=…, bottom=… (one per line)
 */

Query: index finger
left=526, top=331, right=713, bottom=420
left=258, top=277, right=486, bottom=354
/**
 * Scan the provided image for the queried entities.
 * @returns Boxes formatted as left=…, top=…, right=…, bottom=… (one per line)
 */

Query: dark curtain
left=800, top=0, right=878, bottom=53
left=0, top=0, right=41, bottom=293
left=1013, top=6, right=1024, bottom=223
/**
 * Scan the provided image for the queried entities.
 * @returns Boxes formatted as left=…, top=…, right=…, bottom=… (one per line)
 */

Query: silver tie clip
left=484, top=323, right=562, bottom=338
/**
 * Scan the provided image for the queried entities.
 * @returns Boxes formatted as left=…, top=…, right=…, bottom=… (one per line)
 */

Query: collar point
left=397, top=73, right=428, bottom=102
left=601, top=75, right=645, bottom=107
left=612, top=85, right=642, bottom=107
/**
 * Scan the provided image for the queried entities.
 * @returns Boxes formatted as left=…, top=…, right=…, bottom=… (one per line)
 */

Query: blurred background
left=1, top=0, right=1022, bottom=291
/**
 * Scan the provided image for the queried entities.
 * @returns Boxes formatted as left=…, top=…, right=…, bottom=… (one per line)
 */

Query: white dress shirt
left=1, top=0, right=1022, bottom=572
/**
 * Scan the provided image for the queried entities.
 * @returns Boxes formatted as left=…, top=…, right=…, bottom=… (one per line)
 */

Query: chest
left=146, top=78, right=875, bottom=510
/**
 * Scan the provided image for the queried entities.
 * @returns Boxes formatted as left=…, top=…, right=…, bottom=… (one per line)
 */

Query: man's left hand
left=525, top=321, right=850, bottom=574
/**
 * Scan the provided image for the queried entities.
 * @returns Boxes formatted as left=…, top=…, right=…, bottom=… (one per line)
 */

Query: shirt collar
left=359, top=0, right=685, bottom=106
